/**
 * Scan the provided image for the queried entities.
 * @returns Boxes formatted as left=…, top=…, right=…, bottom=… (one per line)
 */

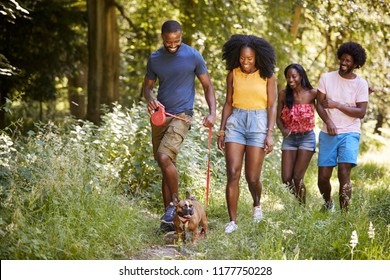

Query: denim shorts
left=318, top=131, right=361, bottom=167
left=225, top=108, right=267, bottom=148
left=282, top=130, right=316, bottom=152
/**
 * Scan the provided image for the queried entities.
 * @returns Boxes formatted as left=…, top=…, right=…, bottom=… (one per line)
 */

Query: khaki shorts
left=151, top=113, right=191, bottom=163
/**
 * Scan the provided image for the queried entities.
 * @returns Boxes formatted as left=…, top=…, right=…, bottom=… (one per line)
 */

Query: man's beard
left=165, top=44, right=181, bottom=54
left=338, top=65, right=354, bottom=76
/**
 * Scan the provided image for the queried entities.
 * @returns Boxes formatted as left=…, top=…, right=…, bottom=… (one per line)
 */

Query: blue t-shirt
left=145, top=43, right=208, bottom=115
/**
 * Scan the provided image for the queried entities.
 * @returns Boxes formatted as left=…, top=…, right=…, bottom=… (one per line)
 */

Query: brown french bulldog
left=173, top=190, right=208, bottom=244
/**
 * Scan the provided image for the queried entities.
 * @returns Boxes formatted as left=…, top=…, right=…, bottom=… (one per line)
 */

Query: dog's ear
left=186, top=190, right=191, bottom=200
left=172, top=193, right=179, bottom=205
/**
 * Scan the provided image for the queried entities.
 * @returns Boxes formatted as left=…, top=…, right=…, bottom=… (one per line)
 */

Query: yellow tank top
left=232, top=67, right=268, bottom=110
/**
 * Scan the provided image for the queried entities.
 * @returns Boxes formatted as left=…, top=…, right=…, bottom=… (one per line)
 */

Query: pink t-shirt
left=317, top=71, right=368, bottom=134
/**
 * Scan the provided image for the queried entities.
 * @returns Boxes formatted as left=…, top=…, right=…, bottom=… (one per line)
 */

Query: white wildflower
left=368, top=222, right=375, bottom=240
left=282, top=229, right=294, bottom=239
left=350, top=230, right=358, bottom=249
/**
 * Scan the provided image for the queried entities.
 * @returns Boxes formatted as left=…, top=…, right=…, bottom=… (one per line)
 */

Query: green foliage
left=1, top=0, right=389, bottom=259
left=0, top=0, right=87, bottom=104
left=116, top=0, right=389, bottom=131
left=0, top=103, right=161, bottom=259
left=1, top=0, right=389, bottom=131
left=1, top=103, right=389, bottom=259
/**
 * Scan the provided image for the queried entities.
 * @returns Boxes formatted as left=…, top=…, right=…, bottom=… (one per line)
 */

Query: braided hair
left=222, top=34, right=276, bottom=79
left=284, top=64, right=314, bottom=109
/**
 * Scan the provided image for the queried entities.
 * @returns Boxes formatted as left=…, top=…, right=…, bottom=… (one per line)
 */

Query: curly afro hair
left=337, top=42, right=367, bottom=69
left=222, top=34, right=276, bottom=79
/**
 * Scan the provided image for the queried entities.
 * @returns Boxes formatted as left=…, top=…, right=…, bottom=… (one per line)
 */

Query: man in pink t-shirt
left=316, top=42, right=369, bottom=212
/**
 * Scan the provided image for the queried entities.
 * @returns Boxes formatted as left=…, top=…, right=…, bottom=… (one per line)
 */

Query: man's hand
left=147, top=99, right=164, bottom=112
left=325, top=119, right=337, bottom=136
left=202, top=113, right=216, bottom=128
left=321, top=97, right=339, bottom=109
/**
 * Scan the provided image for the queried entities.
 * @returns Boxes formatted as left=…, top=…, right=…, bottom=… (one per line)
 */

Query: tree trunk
left=290, top=6, right=303, bottom=37
left=101, top=3, right=120, bottom=106
left=86, top=0, right=120, bottom=125
left=179, top=0, right=196, bottom=46
left=67, top=63, right=87, bottom=119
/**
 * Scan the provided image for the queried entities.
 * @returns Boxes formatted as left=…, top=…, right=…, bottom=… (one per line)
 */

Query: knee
left=246, top=175, right=260, bottom=187
left=338, top=170, right=351, bottom=183
left=156, top=153, right=173, bottom=168
left=318, top=173, right=330, bottom=185
left=227, top=168, right=241, bottom=182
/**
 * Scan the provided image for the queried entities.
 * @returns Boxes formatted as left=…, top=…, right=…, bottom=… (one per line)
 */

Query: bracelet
left=217, top=130, right=225, bottom=137
left=266, top=128, right=274, bottom=132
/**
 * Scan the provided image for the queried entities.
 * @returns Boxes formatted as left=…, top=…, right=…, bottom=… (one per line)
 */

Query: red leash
left=200, top=127, right=212, bottom=237
left=205, top=126, right=212, bottom=209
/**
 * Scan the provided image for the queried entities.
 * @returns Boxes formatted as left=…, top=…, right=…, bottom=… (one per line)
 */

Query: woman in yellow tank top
left=217, top=35, right=277, bottom=233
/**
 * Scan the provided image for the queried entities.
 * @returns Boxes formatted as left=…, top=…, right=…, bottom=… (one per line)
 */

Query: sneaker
left=159, top=203, right=176, bottom=233
left=253, top=206, right=263, bottom=223
left=224, top=221, right=238, bottom=233
left=159, top=221, right=176, bottom=233
left=321, top=202, right=336, bottom=212
left=161, top=203, right=176, bottom=223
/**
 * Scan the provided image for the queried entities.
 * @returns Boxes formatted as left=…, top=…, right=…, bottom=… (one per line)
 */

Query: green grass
left=1, top=104, right=389, bottom=260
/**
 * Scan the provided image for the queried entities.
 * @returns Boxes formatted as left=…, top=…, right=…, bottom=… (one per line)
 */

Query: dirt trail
left=131, top=231, right=202, bottom=260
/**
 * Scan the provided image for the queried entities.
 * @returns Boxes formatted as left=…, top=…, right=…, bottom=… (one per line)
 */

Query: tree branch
left=111, top=0, right=145, bottom=36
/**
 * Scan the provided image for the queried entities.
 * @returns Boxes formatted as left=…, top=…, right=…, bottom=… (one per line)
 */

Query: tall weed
left=0, top=103, right=389, bottom=259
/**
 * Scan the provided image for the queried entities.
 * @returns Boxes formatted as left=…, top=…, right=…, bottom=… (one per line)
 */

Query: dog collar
left=179, top=216, right=190, bottom=224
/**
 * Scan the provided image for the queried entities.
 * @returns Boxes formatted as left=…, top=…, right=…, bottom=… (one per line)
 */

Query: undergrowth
left=0, top=103, right=389, bottom=260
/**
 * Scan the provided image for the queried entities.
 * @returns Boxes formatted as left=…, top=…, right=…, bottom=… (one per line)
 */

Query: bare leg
left=292, top=149, right=314, bottom=205
left=281, top=150, right=297, bottom=193
left=225, top=142, right=245, bottom=223
left=245, top=146, right=266, bottom=207
left=318, top=166, right=334, bottom=206
left=156, top=152, right=178, bottom=208
left=338, top=163, right=353, bottom=211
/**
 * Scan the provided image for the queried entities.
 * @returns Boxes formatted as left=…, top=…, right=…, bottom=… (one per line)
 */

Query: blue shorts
left=225, top=108, right=267, bottom=148
left=282, top=130, right=316, bottom=152
left=318, top=131, right=361, bottom=167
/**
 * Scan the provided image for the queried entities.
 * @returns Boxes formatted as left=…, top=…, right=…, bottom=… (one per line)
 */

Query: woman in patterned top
left=276, top=63, right=317, bottom=205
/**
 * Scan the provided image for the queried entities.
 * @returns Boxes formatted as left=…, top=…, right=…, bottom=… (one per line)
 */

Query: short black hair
left=337, top=42, right=366, bottom=69
left=222, top=34, right=276, bottom=79
left=161, top=20, right=182, bottom=34
left=284, top=64, right=313, bottom=109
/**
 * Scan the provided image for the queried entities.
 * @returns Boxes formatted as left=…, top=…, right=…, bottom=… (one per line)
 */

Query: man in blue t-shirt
left=143, top=20, right=216, bottom=232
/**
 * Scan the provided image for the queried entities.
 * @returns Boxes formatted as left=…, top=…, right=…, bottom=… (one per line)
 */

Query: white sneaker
left=224, top=221, right=238, bottom=233
left=322, top=203, right=336, bottom=213
left=253, top=206, right=263, bottom=223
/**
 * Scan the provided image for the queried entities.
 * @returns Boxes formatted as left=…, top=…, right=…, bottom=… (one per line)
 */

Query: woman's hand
left=217, top=135, right=225, bottom=152
left=264, top=134, right=274, bottom=154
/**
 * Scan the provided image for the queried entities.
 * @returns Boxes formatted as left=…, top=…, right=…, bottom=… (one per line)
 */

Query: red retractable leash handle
left=148, top=104, right=188, bottom=126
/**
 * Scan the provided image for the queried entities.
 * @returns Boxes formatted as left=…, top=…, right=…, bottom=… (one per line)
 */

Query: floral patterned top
left=281, top=104, right=315, bottom=132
